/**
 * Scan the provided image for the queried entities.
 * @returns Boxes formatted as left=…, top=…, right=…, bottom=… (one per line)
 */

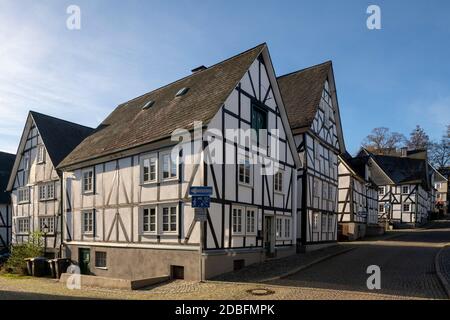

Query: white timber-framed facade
left=58, top=44, right=301, bottom=281
left=6, top=112, right=93, bottom=256
left=278, top=62, right=346, bottom=250
left=0, top=152, right=15, bottom=252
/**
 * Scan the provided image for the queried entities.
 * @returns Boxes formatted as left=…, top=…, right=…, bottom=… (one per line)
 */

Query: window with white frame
left=142, top=207, right=157, bottom=233
left=379, top=186, right=385, bottom=196
left=162, top=205, right=177, bottom=232
left=37, top=145, right=45, bottom=164
left=161, top=153, right=177, bottom=180
left=95, top=251, right=107, bottom=268
left=246, top=209, right=256, bottom=234
left=321, top=214, right=328, bottom=232
left=39, top=216, right=55, bottom=233
left=232, top=207, right=243, bottom=234
left=402, top=185, right=410, bottom=194
left=435, top=183, right=442, bottom=189
left=403, top=203, right=411, bottom=212
left=82, top=210, right=94, bottom=234
left=313, top=212, right=319, bottom=231
left=17, top=218, right=30, bottom=234
left=313, top=179, right=320, bottom=197
left=238, top=157, right=251, bottom=185
left=142, top=155, right=157, bottom=183
left=328, top=214, right=334, bottom=232
left=82, top=169, right=94, bottom=193
left=18, top=187, right=30, bottom=204
left=284, top=219, right=291, bottom=238
left=276, top=218, right=282, bottom=238
left=39, top=183, right=55, bottom=201
left=314, top=142, right=320, bottom=160
left=274, top=171, right=283, bottom=193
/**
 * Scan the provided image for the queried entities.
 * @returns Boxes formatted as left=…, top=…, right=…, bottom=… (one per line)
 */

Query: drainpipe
left=58, top=170, right=64, bottom=258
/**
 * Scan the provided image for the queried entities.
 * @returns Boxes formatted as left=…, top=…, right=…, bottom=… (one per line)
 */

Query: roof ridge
left=278, top=60, right=332, bottom=79
left=30, top=111, right=94, bottom=130
left=119, top=43, right=267, bottom=107
left=0, top=151, right=15, bottom=156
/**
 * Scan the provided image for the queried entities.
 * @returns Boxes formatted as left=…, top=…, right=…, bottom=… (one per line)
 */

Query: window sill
left=141, top=181, right=158, bottom=186
left=238, top=182, right=253, bottom=189
left=141, top=232, right=158, bottom=236
left=274, top=190, right=284, bottom=195
left=160, top=232, right=178, bottom=236
left=95, top=266, right=108, bottom=270
left=161, top=177, right=179, bottom=183
left=18, top=202, right=30, bottom=205
left=82, top=191, right=94, bottom=195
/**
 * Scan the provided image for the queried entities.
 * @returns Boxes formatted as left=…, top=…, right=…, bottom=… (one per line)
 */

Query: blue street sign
left=189, top=186, right=213, bottom=196
left=192, top=196, right=210, bottom=209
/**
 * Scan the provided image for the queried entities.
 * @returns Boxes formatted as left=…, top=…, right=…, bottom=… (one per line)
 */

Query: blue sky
left=0, top=0, right=449, bottom=155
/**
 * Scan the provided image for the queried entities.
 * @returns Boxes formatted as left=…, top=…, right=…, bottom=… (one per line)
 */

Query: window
left=379, top=186, right=385, bottom=196
left=284, top=219, right=291, bottom=238
left=313, top=179, right=320, bottom=197
left=175, top=87, right=189, bottom=97
left=276, top=218, right=282, bottom=238
left=161, top=153, right=177, bottom=180
left=162, top=206, right=177, bottom=232
left=246, top=209, right=256, bottom=234
left=82, top=169, right=94, bottom=193
left=39, top=183, right=55, bottom=201
left=403, top=204, right=411, bottom=212
left=95, top=251, right=107, bottom=268
left=83, top=211, right=94, bottom=234
left=402, top=186, right=410, bottom=194
left=142, top=155, right=157, bottom=183
left=314, top=143, right=320, bottom=160
left=435, top=183, right=442, bottom=189
left=238, top=157, right=251, bottom=185
left=328, top=215, right=334, bottom=231
left=379, top=203, right=385, bottom=213
left=232, top=208, right=243, bottom=234
left=18, top=187, right=30, bottom=204
left=313, top=213, right=319, bottom=231
left=37, top=145, right=45, bottom=163
left=17, top=218, right=30, bottom=234
left=251, top=104, right=267, bottom=145
left=143, top=207, right=157, bottom=233
left=321, top=214, right=328, bottom=232
left=274, top=171, right=283, bottom=192
left=39, top=217, right=55, bottom=233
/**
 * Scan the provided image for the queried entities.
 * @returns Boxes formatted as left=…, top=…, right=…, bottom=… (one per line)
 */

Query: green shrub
left=3, top=232, right=44, bottom=275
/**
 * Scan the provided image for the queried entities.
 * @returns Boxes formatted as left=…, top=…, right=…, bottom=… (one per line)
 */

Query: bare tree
left=362, top=127, right=406, bottom=153
left=429, top=125, right=450, bottom=169
left=407, top=125, right=430, bottom=150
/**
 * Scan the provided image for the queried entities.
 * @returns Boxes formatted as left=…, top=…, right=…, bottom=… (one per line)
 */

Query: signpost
left=189, top=186, right=212, bottom=281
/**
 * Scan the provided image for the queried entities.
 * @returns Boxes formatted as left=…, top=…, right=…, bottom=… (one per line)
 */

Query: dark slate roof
left=59, top=43, right=266, bottom=169
left=372, top=154, right=428, bottom=186
left=277, top=61, right=331, bottom=131
left=30, top=111, right=94, bottom=167
left=0, top=152, right=15, bottom=203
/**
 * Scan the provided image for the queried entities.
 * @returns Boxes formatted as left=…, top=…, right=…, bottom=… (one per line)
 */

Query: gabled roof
left=0, top=152, right=15, bottom=203
left=7, top=112, right=94, bottom=191
left=341, top=152, right=366, bottom=180
left=30, top=111, right=94, bottom=168
left=371, top=154, right=428, bottom=186
left=277, top=61, right=331, bottom=131
left=59, top=43, right=267, bottom=169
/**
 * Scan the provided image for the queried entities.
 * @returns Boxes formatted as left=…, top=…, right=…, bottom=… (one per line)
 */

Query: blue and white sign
left=189, top=186, right=213, bottom=196
left=192, top=196, right=210, bottom=209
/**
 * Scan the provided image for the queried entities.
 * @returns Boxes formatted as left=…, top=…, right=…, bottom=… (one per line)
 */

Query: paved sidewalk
left=211, top=244, right=354, bottom=283
left=437, top=245, right=450, bottom=298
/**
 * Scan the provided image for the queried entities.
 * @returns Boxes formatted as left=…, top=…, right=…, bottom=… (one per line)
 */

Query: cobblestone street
left=1, top=219, right=450, bottom=300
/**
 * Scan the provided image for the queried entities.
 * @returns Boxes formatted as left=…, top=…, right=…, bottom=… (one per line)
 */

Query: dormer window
left=142, top=100, right=155, bottom=110
left=175, top=87, right=189, bottom=97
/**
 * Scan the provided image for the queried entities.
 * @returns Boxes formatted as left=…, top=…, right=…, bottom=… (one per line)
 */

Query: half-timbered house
left=57, top=44, right=300, bottom=280
left=358, top=148, right=434, bottom=227
left=337, top=153, right=378, bottom=240
left=278, top=62, right=346, bottom=250
left=6, top=112, right=93, bottom=256
left=0, top=152, right=15, bottom=251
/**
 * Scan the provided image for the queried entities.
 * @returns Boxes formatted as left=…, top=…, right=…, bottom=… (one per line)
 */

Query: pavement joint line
left=259, top=246, right=357, bottom=283
left=435, top=243, right=450, bottom=300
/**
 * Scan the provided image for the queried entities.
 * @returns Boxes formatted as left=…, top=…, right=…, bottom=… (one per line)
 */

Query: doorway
left=264, top=216, right=275, bottom=257
left=79, top=248, right=91, bottom=275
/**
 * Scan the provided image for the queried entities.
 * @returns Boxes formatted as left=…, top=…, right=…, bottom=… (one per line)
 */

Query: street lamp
left=42, top=224, right=49, bottom=257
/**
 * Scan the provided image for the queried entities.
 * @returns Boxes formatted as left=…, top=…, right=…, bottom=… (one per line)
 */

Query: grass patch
left=0, top=272, right=33, bottom=280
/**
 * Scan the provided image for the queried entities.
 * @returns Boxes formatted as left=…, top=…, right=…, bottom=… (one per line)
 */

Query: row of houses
left=0, top=43, right=445, bottom=281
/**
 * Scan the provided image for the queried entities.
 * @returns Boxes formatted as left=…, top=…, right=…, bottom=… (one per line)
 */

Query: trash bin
left=24, top=258, right=33, bottom=276
left=48, top=259, right=57, bottom=278
left=30, top=257, right=50, bottom=277
left=54, top=258, right=71, bottom=279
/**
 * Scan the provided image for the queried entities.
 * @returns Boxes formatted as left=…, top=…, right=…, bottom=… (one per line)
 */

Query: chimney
left=400, top=147, right=408, bottom=157
left=191, top=65, right=207, bottom=73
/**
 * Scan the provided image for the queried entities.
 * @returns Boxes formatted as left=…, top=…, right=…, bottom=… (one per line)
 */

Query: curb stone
left=435, top=244, right=450, bottom=300
left=260, top=246, right=356, bottom=283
